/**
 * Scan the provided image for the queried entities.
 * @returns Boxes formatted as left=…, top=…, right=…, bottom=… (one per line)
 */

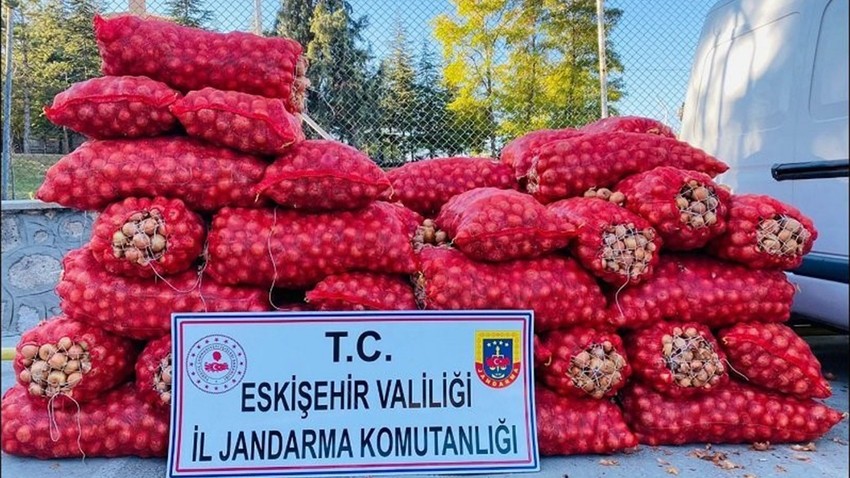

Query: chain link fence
left=2, top=0, right=716, bottom=198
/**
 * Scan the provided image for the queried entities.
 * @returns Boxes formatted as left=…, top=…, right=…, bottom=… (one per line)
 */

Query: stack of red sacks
left=3, top=14, right=311, bottom=459
left=512, top=117, right=843, bottom=454
left=2, top=11, right=844, bottom=460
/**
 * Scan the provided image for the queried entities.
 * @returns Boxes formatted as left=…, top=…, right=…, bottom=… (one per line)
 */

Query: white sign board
left=167, top=311, right=539, bottom=477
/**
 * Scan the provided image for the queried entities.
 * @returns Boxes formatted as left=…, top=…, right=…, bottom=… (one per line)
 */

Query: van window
left=698, top=13, right=799, bottom=136
left=810, top=0, right=849, bottom=120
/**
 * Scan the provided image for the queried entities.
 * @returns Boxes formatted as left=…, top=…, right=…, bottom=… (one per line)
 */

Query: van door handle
left=771, top=159, right=849, bottom=181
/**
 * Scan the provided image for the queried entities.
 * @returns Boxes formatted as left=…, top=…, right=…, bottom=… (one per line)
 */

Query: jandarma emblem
left=187, top=335, right=247, bottom=394
left=475, top=330, right=522, bottom=388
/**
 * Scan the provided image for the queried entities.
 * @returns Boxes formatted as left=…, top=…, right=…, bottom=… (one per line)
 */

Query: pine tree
left=413, top=41, right=463, bottom=157
left=378, top=21, right=417, bottom=162
left=272, top=0, right=315, bottom=46
left=65, top=0, right=101, bottom=81
left=165, top=0, right=213, bottom=29
left=306, top=0, right=373, bottom=147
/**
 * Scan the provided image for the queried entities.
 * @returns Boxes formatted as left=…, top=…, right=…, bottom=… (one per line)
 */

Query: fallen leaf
left=791, top=442, right=817, bottom=452
left=666, top=466, right=679, bottom=475
left=824, top=371, right=836, bottom=380
left=751, top=441, right=771, bottom=451
left=775, top=465, right=787, bottom=473
left=689, top=449, right=711, bottom=460
left=717, top=459, right=742, bottom=470
left=599, top=459, right=619, bottom=466
left=793, top=454, right=812, bottom=462
left=656, top=458, right=671, bottom=466
left=833, top=437, right=849, bottom=446
left=744, top=474, right=758, bottom=478
left=688, top=449, right=742, bottom=470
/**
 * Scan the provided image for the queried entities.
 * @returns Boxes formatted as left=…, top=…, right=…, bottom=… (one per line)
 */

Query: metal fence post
left=596, top=0, right=609, bottom=119
left=253, top=0, right=262, bottom=34
left=2, top=1, right=17, bottom=200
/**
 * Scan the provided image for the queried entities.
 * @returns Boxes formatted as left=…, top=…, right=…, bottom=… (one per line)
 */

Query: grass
left=9, top=154, right=62, bottom=200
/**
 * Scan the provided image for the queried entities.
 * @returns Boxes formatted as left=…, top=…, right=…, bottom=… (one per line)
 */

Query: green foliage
left=165, top=0, right=214, bottom=29
left=306, top=0, right=373, bottom=147
left=9, top=0, right=101, bottom=152
left=378, top=22, right=417, bottom=162
left=435, top=0, right=625, bottom=149
left=413, top=41, right=463, bottom=157
left=4, top=0, right=626, bottom=166
left=273, top=0, right=316, bottom=46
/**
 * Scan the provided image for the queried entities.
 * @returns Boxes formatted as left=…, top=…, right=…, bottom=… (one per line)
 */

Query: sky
left=101, top=0, right=719, bottom=130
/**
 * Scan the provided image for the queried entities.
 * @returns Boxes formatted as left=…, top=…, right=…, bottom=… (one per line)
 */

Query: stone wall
left=1, top=201, right=94, bottom=337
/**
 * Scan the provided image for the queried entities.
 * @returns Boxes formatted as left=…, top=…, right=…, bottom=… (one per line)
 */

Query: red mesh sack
left=717, top=323, right=831, bottom=399
left=526, top=132, right=729, bottom=202
left=626, top=322, right=729, bottom=398
left=388, top=202, right=425, bottom=238
left=499, top=129, right=581, bottom=179
left=415, top=246, right=608, bottom=332
left=615, top=166, right=732, bottom=250
left=1, top=383, right=169, bottom=459
left=580, top=116, right=676, bottom=137
left=135, top=335, right=172, bottom=411
left=707, top=194, right=818, bottom=270
left=620, top=381, right=846, bottom=446
left=94, top=14, right=308, bottom=113
left=386, top=157, right=517, bottom=217
left=171, top=88, right=304, bottom=155
left=44, top=75, right=180, bottom=139
left=90, top=196, right=205, bottom=278
left=13, top=316, right=137, bottom=404
left=256, top=140, right=391, bottom=210
left=536, top=327, right=631, bottom=399
left=58, top=247, right=269, bottom=340
left=36, top=137, right=267, bottom=212
left=548, top=197, right=662, bottom=285
left=533, top=335, right=549, bottom=369
left=610, top=253, right=796, bottom=329
left=436, top=188, right=576, bottom=262
left=535, top=387, right=638, bottom=456
left=271, top=301, right=315, bottom=312
left=207, top=202, right=418, bottom=289
left=306, top=272, right=416, bottom=310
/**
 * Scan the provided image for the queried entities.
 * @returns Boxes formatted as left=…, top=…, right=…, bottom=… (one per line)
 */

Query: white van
left=680, top=0, right=849, bottom=330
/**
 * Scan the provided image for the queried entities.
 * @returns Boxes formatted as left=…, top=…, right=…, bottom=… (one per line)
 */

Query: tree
left=306, top=0, right=374, bottom=148
left=272, top=0, right=315, bottom=46
left=434, top=0, right=506, bottom=155
left=434, top=0, right=625, bottom=151
left=413, top=41, right=466, bottom=157
left=540, top=0, right=623, bottom=128
left=270, top=0, right=321, bottom=142
left=5, top=0, right=103, bottom=153
left=378, top=22, right=417, bottom=162
left=165, top=0, right=213, bottom=29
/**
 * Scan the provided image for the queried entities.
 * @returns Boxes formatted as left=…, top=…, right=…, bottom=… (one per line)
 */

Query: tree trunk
left=62, top=127, right=69, bottom=154
left=485, top=65, right=496, bottom=156
left=22, top=86, right=31, bottom=154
